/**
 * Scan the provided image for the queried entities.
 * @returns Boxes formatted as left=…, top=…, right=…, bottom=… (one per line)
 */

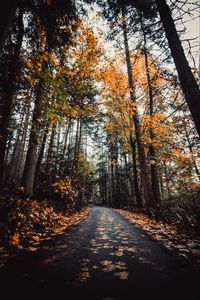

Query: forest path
left=0, top=206, right=199, bottom=300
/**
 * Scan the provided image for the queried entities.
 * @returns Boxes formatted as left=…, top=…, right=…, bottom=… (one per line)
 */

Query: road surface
left=0, top=206, right=199, bottom=299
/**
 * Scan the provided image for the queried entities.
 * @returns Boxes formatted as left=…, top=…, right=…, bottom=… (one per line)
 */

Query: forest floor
left=0, top=195, right=200, bottom=266
left=0, top=206, right=200, bottom=300
left=0, top=194, right=90, bottom=267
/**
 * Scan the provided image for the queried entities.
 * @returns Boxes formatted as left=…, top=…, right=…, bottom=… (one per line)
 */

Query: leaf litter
left=0, top=197, right=90, bottom=253
left=116, top=209, right=200, bottom=265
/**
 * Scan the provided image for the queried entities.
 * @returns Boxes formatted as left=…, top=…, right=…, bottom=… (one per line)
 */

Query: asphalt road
left=0, top=206, right=199, bottom=300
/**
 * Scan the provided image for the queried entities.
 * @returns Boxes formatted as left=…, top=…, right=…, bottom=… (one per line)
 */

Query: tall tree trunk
left=155, top=0, right=200, bottom=138
left=114, top=147, right=120, bottom=208
left=74, top=119, right=82, bottom=170
left=110, top=159, right=115, bottom=206
left=121, top=5, right=155, bottom=208
left=163, top=160, right=171, bottom=198
left=182, top=114, right=200, bottom=180
left=66, top=121, right=74, bottom=162
left=47, top=123, right=56, bottom=163
left=6, top=105, right=26, bottom=182
left=130, top=135, right=142, bottom=208
left=22, top=79, right=44, bottom=197
left=56, top=122, right=61, bottom=158
left=124, top=153, right=131, bottom=207
left=141, top=15, right=161, bottom=207
left=107, top=158, right=112, bottom=206
left=15, top=100, right=32, bottom=183
left=35, top=123, right=49, bottom=183
left=63, top=119, right=71, bottom=156
left=109, top=140, right=120, bottom=208
left=160, top=174, right=165, bottom=196
left=0, top=8, right=24, bottom=186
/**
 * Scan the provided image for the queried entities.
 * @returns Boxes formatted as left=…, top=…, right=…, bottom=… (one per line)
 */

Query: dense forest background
left=0, top=0, right=200, bottom=249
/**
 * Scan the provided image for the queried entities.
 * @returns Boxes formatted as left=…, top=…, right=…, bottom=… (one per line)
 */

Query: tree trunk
left=114, top=147, right=120, bottom=208
left=56, top=122, right=61, bottom=158
left=47, top=123, right=56, bottom=163
left=0, top=8, right=24, bottom=187
left=74, top=119, right=82, bottom=170
left=15, top=100, right=32, bottom=182
left=155, top=0, right=200, bottom=138
left=107, top=158, right=112, bottom=206
left=182, top=113, right=200, bottom=180
left=130, top=135, right=143, bottom=208
left=35, top=123, right=49, bottom=183
left=141, top=15, right=161, bottom=207
left=124, top=154, right=132, bottom=207
left=121, top=5, right=155, bottom=208
left=66, top=121, right=74, bottom=162
left=110, top=159, right=116, bottom=206
left=21, top=79, right=44, bottom=197
left=163, top=160, right=171, bottom=198
left=63, top=119, right=71, bottom=156
left=6, top=105, right=26, bottom=183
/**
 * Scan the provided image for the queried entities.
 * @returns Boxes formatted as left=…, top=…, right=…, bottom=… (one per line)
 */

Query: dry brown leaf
left=101, top=260, right=113, bottom=267
left=103, top=264, right=116, bottom=272
left=10, top=231, right=20, bottom=247
left=115, top=251, right=124, bottom=257
left=79, top=271, right=90, bottom=282
left=113, top=271, right=129, bottom=280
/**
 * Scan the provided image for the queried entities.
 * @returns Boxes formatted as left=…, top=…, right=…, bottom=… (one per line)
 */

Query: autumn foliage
left=0, top=2, right=199, bottom=256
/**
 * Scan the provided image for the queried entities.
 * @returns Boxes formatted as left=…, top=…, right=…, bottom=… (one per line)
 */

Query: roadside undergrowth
left=0, top=196, right=91, bottom=253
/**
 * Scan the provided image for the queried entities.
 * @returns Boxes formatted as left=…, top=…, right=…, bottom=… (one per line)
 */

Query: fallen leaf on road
left=115, top=251, right=124, bottom=257
left=113, top=271, right=129, bottom=280
left=101, top=260, right=113, bottom=267
left=92, top=265, right=99, bottom=269
left=103, top=264, right=116, bottom=272
left=79, top=271, right=90, bottom=282
left=115, top=209, right=200, bottom=262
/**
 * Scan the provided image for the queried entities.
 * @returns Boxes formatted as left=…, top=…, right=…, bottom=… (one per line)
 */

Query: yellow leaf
left=11, top=231, right=20, bottom=247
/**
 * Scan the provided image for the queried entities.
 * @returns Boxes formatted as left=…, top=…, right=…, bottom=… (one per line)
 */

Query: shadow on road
left=0, top=206, right=199, bottom=299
